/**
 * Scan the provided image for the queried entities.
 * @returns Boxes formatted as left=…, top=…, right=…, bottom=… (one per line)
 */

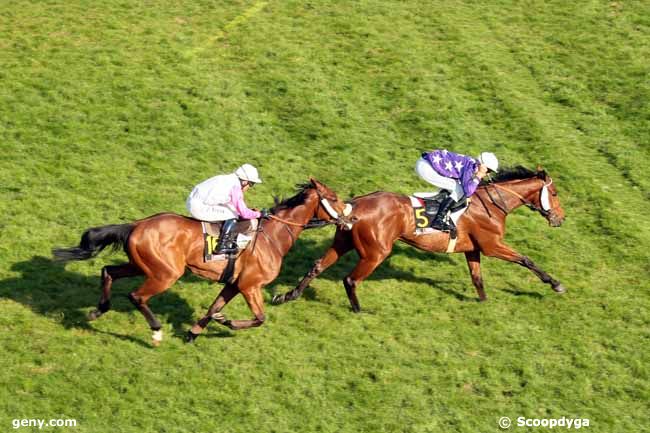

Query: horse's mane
left=480, top=166, right=545, bottom=185
left=271, top=183, right=315, bottom=212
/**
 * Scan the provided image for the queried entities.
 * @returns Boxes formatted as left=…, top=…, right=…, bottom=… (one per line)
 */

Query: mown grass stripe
left=185, top=1, right=269, bottom=57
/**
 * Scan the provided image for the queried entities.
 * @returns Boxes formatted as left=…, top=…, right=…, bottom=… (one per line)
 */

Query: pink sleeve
left=230, top=186, right=261, bottom=219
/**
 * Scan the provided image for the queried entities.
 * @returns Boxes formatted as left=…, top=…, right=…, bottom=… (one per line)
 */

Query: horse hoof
left=151, top=339, right=161, bottom=347
left=87, top=310, right=101, bottom=321
left=185, top=331, right=199, bottom=343
left=478, top=297, right=488, bottom=303
left=553, top=284, right=567, bottom=293
left=271, top=295, right=284, bottom=305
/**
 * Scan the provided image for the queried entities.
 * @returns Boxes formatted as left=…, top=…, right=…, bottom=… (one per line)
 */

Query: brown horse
left=273, top=167, right=566, bottom=311
left=53, top=178, right=350, bottom=345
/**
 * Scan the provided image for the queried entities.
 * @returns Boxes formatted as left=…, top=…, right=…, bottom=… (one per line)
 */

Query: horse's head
left=532, top=167, right=565, bottom=227
left=307, top=178, right=353, bottom=227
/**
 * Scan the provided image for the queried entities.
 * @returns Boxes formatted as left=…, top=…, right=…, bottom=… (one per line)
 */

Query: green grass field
left=1, top=1, right=649, bottom=432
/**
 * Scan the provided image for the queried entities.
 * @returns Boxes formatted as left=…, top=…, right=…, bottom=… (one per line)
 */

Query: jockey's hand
left=476, top=164, right=489, bottom=179
left=259, top=209, right=270, bottom=218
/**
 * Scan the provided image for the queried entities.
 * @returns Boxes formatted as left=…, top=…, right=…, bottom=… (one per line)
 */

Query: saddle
left=409, top=191, right=469, bottom=236
left=201, top=219, right=258, bottom=262
left=419, top=191, right=467, bottom=217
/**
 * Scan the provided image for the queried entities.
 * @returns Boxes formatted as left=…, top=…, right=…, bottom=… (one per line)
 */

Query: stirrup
left=214, top=244, right=237, bottom=255
left=431, top=221, right=450, bottom=232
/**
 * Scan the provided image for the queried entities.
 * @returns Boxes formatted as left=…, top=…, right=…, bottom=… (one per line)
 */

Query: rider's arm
left=460, top=164, right=481, bottom=197
left=230, top=186, right=262, bottom=219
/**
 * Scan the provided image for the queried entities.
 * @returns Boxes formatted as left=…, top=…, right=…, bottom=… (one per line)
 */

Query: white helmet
left=234, top=163, right=262, bottom=184
left=478, top=152, right=499, bottom=172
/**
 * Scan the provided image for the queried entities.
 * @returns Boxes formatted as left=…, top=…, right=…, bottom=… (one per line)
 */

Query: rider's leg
left=415, top=158, right=460, bottom=231
left=430, top=196, right=455, bottom=230
left=215, top=218, right=238, bottom=254
left=414, top=158, right=458, bottom=192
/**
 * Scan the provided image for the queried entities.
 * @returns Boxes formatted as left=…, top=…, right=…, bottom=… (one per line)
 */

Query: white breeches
left=186, top=198, right=238, bottom=221
left=414, top=157, right=464, bottom=201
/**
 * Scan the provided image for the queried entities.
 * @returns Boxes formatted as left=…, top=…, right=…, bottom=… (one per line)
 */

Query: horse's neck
left=266, top=196, right=318, bottom=256
left=494, top=178, right=539, bottom=212
left=275, top=195, right=319, bottom=227
left=474, top=178, right=537, bottom=216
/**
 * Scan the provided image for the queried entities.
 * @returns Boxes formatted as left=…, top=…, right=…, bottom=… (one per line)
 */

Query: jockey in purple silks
left=415, top=149, right=499, bottom=231
left=186, top=163, right=267, bottom=255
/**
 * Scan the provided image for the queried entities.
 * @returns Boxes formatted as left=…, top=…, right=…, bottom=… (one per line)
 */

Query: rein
left=485, top=186, right=510, bottom=215
left=268, top=214, right=306, bottom=227
left=255, top=189, right=351, bottom=256
left=484, top=181, right=550, bottom=216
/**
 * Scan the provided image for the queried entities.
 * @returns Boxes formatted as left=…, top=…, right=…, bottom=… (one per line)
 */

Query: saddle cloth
left=201, top=219, right=258, bottom=262
left=409, top=191, right=469, bottom=235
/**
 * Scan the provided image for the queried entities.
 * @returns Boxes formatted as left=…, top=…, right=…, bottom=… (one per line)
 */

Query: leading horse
left=273, top=167, right=566, bottom=311
left=53, top=178, right=350, bottom=344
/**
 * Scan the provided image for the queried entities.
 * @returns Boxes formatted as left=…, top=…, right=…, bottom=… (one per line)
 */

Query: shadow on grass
left=264, top=236, right=474, bottom=303
left=0, top=256, right=195, bottom=345
left=0, top=235, right=471, bottom=344
left=500, top=287, right=544, bottom=299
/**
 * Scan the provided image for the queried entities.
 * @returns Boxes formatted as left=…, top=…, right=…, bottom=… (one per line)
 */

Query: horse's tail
left=53, top=223, right=135, bottom=262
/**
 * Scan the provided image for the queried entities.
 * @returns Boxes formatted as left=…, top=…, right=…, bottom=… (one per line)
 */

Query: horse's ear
left=309, top=177, right=324, bottom=193
left=536, top=165, right=547, bottom=179
left=309, top=178, right=323, bottom=193
left=310, top=178, right=336, bottom=199
left=536, top=165, right=543, bottom=172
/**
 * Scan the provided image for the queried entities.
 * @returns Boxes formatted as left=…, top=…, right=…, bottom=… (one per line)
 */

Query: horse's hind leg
left=465, top=250, right=487, bottom=301
left=343, top=250, right=391, bottom=313
left=272, top=231, right=353, bottom=304
left=128, top=276, right=179, bottom=346
left=88, top=263, right=142, bottom=321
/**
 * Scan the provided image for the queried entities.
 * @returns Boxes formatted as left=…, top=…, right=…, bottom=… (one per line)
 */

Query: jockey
left=186, top=163, right=266, bottom=255
left=415, top=149, right=499, bottom=231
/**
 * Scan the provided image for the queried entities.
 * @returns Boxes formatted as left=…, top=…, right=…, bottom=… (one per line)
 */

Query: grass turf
left=0, top=1, right=648, bottom=432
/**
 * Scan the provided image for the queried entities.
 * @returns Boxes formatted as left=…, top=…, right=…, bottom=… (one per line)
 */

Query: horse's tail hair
left=53, top=223, right=134, bottom=262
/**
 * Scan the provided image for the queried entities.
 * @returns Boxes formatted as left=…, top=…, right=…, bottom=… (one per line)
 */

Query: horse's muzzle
left=337, top=215, right=358, bottom=231
left=548, top=215, right=564, bottom=227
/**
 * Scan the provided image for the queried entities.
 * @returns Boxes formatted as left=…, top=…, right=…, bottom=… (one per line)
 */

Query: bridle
left=484, top=178, right=554, bottom=217
left=254, top=188, right=353, bottom=255
left=265, top=190, right=352, bottom=228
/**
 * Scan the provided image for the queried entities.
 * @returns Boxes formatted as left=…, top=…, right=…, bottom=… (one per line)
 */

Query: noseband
left=313, top=190, right=354, bottom=229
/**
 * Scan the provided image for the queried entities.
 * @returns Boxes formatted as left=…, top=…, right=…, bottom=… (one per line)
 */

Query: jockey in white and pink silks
left=186, top=163, right=267, bottom=254
left=415, top=149, right=499, bottom=231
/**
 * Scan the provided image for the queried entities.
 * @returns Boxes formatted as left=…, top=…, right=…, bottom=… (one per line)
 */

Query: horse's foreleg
left=186, top=284, right=239, bottom=342
left=218, top=285, right=265, bottom=330
left=483, top=242, right=565, bottom=293
left=89, top=263, right=142, bottom=321
left=273, top=233, right=352, bottom=304
left=465, top=251, right=487, bottom=301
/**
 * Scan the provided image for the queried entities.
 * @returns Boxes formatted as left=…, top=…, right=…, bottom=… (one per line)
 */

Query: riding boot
left=215, top=219, right=238, bottom=255
left=431, top=197, right=455, bottom=231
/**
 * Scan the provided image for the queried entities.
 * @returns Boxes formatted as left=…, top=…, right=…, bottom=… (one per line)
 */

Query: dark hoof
left=185, top=331, right=199, bottom=343
left=552, top=284, right=567, bottom=293
left=87, top=310, right=102, bottom=321
left=351, top=306, right=361, bottom=313
left=478, top=297, right=488, bottom=303
left=223, top=320, right=235, bottom=329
